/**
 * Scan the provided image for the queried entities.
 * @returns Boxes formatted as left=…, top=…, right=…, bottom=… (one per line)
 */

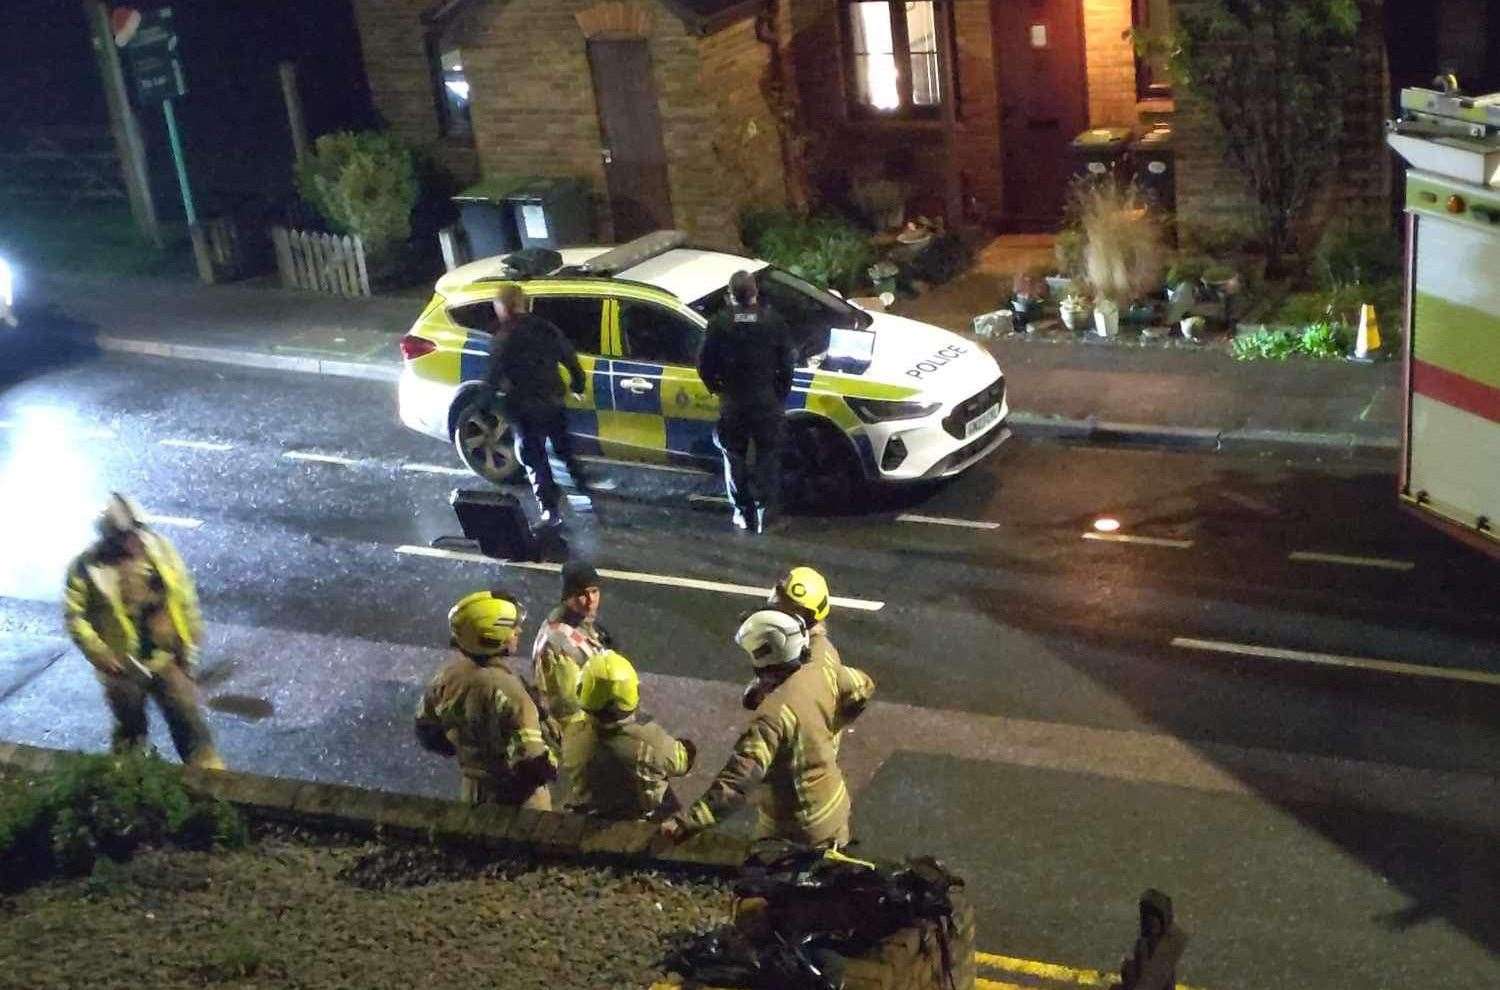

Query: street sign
left=113, top=6, right=186, bottom=105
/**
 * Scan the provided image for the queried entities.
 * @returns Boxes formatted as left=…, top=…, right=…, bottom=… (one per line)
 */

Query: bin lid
left=505, top=176, right=591, bottom=204
left=1129, top=125, right=1174, bottom=151
left=1072, top=127, right=1134, bottom=150
left=454, top=174, right=546, bottom=202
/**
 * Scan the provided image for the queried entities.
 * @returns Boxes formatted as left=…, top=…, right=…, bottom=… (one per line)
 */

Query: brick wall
left=783, top=0, right=1004, bottom=222
left=1082, top=0, right=1138, bottom=127
left=1172, top=0, right=1392, bottom=245
left=348, top=0, right=479, bottom=183
left=349, top=0, right=780, bottom=248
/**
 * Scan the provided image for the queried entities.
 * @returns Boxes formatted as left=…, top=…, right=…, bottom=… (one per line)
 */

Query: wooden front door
left=587, top=39, right=674, bottom=241
left=992, top=0, right=1090, bottom=229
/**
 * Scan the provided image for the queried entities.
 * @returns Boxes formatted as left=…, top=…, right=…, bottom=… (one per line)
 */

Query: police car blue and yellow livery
left=397, top=231, right=1009, bottom=493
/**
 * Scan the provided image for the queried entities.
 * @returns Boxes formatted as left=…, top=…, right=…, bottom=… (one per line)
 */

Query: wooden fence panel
left=268, top=226, right=370, bottom=297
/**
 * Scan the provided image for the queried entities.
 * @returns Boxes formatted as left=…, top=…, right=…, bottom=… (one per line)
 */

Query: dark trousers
left=510, top=401, right=586, bottom=513
left=715, top=403, right=785, bottom=514
left=101, top=664, right=220, bottom=767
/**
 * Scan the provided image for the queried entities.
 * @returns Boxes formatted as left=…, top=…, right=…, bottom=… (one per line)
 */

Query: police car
left=397, top=231, right=1009, bottom=504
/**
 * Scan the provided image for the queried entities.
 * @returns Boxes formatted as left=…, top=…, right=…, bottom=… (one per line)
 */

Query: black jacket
left=697, top=305, right=796, bottom=410
left=485, top=314, right=586, bottom=408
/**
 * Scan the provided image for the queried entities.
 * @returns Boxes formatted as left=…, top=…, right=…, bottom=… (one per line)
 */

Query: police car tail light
left=400, top=334, right=437, bottom=361
left=846, top=396, right=941, bottom=423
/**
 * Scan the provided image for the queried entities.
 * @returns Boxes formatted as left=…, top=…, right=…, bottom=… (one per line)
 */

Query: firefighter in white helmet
left=661, top=608, right=874, bottom=849
left=63, top=493, right=224, bottom=769
left=416, top=590, right=556, bottom=809
left=561, top=650, right=696, bottom=820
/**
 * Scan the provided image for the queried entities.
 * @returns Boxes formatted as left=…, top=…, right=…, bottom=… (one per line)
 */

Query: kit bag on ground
left=449, top=488, right=536, bottom=560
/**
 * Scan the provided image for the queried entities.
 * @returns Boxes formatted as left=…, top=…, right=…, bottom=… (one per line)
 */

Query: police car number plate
left=965, top=403, right=1001, bottom=438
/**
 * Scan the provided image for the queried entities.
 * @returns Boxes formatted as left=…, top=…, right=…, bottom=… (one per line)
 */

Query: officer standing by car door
left=485, top=284, right=594, bottom=527
left=697, top=271, right=796, bottom=534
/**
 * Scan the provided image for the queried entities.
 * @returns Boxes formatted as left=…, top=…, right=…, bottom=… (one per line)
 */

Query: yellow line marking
left=977, top=950, right=1202, bottom=990
left=1083, top=531, right=1194, bottom=549
left=1171, top=636, right=1500, bottom=687
left=1289, top=550, right=1415, bottom=571
left=976, top=979, right=1030, bottom=990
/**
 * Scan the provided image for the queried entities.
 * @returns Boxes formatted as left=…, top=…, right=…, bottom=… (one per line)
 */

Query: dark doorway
left=992, top=0, right=1090, bottom=229
left=587, top=38, right=673, bottom=242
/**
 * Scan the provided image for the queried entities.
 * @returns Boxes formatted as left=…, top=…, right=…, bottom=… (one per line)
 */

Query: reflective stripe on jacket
left=531, top=606, right=606, bottom=724
left=415, top=650, right=554, bottom=789
left=63, top=531, right=202, bottom=671
left=562, top=714, right=691, bottom=819
left=685, top=661, right=875, bottom=846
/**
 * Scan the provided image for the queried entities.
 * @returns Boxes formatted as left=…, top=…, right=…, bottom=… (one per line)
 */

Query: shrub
left=1298, top=320, right=1349, bottom=358
left=1232, top=326, right=1300, bottom=360
left=1275, top=277, right=1401, bottom=331
left=296, top=131, right=419, bottom=259
left=1075, top=181, right=1167, bottom=306
left=1313, top=215, right=1402, bottom=290
left=851, top=178, right=906, bottom=230
left=903, top=233, right=973, bottom=287
left=0, top=752, right=246, bottom=891
left=741, top=210, right=875, bottom=295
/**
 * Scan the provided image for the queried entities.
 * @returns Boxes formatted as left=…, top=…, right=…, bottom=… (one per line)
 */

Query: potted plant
left=1076, top=181, right=1166, bottom=338
left=1059, top=292, right=1092, bottom=332
left=1011, top=270, right=1047, bottom=332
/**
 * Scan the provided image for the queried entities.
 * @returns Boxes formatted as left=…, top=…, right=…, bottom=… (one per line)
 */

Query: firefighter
left=416, top=590, right=556, bottom=809
left=531, top=559, right=610, bottom=730
left=697, top=270, right=797, bottom=533
left=63, top=493, right=224, bottom=769
left=562, top=650, right=696, bottom=820
left=484, top=283, right=595, bottom=527
left=660, top=608, right=875, bottom=849
left=769, top=565, right=840, bottom=670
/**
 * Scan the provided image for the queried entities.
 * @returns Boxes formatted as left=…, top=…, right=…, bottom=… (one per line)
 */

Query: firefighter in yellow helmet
left=561, top=650, right=696, bottom=820
left=744, top=565, right=842, bottom=713
left=63, top=493, right=224, bottom=769
left=416, top=590, right=556, bottom=809
left=661, top=608, right=874, bottom=849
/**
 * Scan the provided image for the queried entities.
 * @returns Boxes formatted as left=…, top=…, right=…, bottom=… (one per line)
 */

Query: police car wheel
left=452, top=398, right=520, bottom=483
left=782, top=420, right=856, bottom=510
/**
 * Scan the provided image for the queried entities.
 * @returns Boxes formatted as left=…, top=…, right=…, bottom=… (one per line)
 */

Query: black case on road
left=449, top=489, right=536, bottom=561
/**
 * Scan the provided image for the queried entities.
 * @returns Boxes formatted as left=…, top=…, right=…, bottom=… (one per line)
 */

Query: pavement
left=24, top=270, right=1401, bottom=453
left=2, top=348, right=1498, bottom=990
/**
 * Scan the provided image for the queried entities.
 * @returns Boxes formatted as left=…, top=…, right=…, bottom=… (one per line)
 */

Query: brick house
left=350, top=0, right=1390, bottom=249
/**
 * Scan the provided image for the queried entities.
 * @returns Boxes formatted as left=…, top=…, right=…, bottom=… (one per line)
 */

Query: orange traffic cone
left=1353, top=303, right=1382, bottom=360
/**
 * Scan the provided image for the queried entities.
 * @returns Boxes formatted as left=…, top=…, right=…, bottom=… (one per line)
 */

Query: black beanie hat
left=562, top=559, right=601, bottom=598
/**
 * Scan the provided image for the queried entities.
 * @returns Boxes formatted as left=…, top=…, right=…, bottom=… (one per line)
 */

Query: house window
left=1132, top=0, right=1174, bottom=100
left=845, top=1, right=950, bottom=118
left=429, top=38, right=473, bottom=139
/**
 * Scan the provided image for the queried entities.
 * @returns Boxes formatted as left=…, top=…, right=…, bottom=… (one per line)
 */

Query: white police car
left=397, top=231, right=1009, bottom=503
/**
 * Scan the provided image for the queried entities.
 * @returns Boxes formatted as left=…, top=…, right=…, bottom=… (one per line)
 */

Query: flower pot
left=1094, top=303, right=1120, bottom=338
left=1045, top=275, right=1074, bottom=298
left=1059, top=301, right=1091, bottom=332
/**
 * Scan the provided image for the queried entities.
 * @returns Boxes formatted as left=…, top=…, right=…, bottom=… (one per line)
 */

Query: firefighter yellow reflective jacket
left=63, top=530, right=202, bottom=672
left=562, top=714, right=693, bottom=819
left=684, top=661, right=875, bottom=846
left=416, top=650, right=554, bottom=793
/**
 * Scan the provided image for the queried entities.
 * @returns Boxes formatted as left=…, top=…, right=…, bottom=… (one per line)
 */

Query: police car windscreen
left=691, top=267, right=871, bottom=363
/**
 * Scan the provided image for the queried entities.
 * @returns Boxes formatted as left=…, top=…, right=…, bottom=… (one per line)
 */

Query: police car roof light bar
left=577, top=229, right=689, bottom=277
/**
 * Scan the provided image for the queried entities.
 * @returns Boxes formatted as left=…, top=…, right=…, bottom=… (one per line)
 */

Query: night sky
left=0, top=0, right=377, bottom=218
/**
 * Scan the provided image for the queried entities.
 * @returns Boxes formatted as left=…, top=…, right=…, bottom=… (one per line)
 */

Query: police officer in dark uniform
left=697, top=271, right=796, bottom=533
left=485, top=284, right=595, bottom=527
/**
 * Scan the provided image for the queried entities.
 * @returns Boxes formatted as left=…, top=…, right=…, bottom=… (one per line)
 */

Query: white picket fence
left=270, top=226, right=371, bottom=297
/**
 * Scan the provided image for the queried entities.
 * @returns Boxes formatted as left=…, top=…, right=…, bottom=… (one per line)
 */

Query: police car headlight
left=846, top=396, right=941, bottom=423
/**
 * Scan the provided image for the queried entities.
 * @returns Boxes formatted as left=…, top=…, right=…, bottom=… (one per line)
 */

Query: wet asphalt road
left=2, top=342, right=1498, bottom=990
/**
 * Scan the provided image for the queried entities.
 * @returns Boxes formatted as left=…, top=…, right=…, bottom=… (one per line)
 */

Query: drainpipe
left=935, top=1, right=962, bottom=226
left=755, top=0, right=811, bottom=213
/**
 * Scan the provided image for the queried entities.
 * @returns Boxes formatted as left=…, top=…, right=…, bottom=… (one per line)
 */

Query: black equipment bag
left=449, top=488, right=536, bottom=561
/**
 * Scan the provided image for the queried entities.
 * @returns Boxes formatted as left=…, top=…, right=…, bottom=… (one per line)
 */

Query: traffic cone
left=1353, top=303, right=1382, bottom=360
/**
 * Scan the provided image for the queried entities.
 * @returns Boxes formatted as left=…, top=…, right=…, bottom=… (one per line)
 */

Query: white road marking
left=1082, top=531, right=1194, bottom=549
left=1171, top=637, right=1500, bottom=687
left=687, top=493, right=730, bottom=505
left=283, top=450, right=362, bottom=466
left=401, top=462, right=471, bottom=476
left=140, top=513, right=204, bottom=529
left=394, top=544, right=886, bottom=611
left=1222, top=490, right=1278, bottom=516
left=1289, top=550, right=1415, bottom=572
left=897, top=513, right=1000, bottom=531
left=159, top=438, right=234, bottom=452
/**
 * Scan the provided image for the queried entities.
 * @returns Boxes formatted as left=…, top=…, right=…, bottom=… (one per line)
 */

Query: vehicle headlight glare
left=846, top=397, right=940, bottom=423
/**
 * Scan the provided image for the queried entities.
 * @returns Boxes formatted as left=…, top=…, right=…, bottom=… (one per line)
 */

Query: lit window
left=845, top=1, right=950, bottom=118
left=427, top=32, right=473, bottom=141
